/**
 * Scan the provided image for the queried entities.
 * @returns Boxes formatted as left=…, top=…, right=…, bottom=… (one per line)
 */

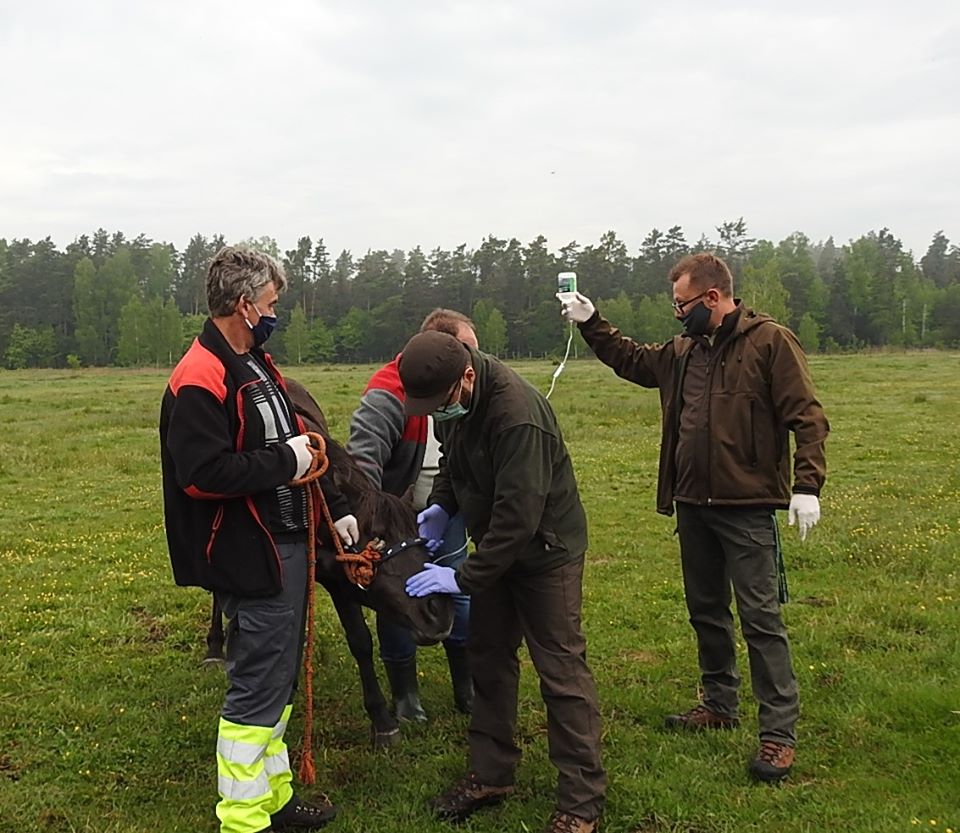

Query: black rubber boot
left=444, top=643, right=473, bottom=714
left=383, top=656, right=427, bottom=722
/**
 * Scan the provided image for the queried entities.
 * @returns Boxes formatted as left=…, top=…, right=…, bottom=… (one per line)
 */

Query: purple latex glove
left=406, top=563, right=461, bottom=597
left=416, top=503, right=450, bottom=553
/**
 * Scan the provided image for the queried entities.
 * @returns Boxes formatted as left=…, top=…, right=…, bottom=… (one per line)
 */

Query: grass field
left=0, top=352, right=958, bottom=833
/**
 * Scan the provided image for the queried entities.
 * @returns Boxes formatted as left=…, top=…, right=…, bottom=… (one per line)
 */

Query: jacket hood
left=733, top=302, right=777, bottom=335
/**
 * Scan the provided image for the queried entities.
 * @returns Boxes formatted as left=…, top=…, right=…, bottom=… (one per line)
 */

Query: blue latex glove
left=405, top=563, right=461, bottom=597
left=417, top=503, right=450, bottom=553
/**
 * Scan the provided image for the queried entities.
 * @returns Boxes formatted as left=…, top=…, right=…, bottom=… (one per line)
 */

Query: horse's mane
left=324, top=440, right=419, bottom=541
left=287, top=377, right=418, bottom=542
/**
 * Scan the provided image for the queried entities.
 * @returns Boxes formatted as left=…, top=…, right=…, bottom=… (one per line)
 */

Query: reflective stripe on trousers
left=216, top=705, right=294, bottom=833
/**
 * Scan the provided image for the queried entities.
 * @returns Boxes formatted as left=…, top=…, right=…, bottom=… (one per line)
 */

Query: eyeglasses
left=438, top=380, right=463, bottom=412
left=671, top=290, right=710, bottom=315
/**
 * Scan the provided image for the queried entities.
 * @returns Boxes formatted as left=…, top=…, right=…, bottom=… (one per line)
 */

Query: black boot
left=444, top=643, right=473, bottom=714
left=271, top=793, right=338, bottom=831
left=382, top=656, right=427, bottom=722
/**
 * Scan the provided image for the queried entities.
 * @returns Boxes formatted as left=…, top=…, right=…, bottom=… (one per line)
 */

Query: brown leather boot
left=544, top=810, right=599, bottom=833
left=749, top=741, right=795, bottom=782
left=663, top=703, right=740, bottom=731
left=429, top=772, right=514, bottom=821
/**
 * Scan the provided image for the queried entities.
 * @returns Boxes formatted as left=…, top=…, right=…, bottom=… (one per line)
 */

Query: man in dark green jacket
left=399, top=330, right=605, bottom=833
left=562, top=252, right=829, bottom=784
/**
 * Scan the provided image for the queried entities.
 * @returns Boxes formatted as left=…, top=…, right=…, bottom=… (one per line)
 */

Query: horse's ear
left=400, top=484, right=416, bottom=506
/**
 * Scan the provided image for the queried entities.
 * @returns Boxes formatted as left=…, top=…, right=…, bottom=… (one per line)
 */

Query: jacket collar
left=459, top=346, right=489, bottom=424
left=198, top=317, right=275, bottom=383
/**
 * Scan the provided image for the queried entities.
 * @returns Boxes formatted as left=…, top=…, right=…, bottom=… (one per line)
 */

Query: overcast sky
left=1, top=0, right=958, bottom=261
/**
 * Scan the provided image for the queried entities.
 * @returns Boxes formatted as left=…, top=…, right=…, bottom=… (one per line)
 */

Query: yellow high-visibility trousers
left=216, top=705, right=294, bottom=833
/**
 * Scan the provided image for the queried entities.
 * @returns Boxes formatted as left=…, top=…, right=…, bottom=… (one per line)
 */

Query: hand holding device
left=560, top=292, right=596, bottom=323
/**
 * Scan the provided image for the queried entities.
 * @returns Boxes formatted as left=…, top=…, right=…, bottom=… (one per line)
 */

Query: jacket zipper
left=246, top=496, right=284, bottom=584
left=235, top=380, right=257, bottom=450
left=705, top=356, right=715, bottom=505
left=236, top=376, right=283, bottom=583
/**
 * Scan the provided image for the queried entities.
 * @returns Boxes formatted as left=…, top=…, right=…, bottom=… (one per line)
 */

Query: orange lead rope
left=288, top=432, right=333, bottom=785
left=287, top=432, right=384, bottom=783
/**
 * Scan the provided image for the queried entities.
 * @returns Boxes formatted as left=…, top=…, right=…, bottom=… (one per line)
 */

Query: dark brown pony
left=204, top=378, right=453, bottom=747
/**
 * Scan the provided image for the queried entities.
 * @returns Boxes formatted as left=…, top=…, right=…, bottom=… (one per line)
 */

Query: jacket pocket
left=205, top=500, right=282, bottom=596
left=537, top=525, right=570, bottom=558
left=205, top=504, right=225, bottom=561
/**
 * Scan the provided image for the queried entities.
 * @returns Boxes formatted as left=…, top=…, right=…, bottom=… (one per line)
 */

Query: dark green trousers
left=675, top=503, right=798, bottom=745
left=467, top=557, right=606, bottom=821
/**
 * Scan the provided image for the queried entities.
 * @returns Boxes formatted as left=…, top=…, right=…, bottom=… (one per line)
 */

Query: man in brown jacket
left=562, top=252, right=828, bottom=782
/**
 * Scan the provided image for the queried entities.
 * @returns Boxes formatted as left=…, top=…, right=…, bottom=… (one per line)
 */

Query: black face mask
left=244, top=302, right=278, bottom=347
left=680, top=301, right=712, bottom=336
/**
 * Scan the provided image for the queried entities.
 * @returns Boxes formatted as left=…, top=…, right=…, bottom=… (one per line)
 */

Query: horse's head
left=360, top=534, right=455, bottom=645
left=322, top=441, right=455, bottom=645
left=283, top=379, right=456, bottom=644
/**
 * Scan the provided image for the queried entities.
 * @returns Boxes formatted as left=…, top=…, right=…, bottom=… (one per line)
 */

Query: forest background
left=3, top=218, right=960, bottom=369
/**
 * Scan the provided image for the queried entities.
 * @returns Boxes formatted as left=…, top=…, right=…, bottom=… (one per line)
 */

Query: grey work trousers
left=217, top=540, right=309, bottom=727
left=467, top=557, right=606, bottom=821
left=675, top=502, right=798, bottom=745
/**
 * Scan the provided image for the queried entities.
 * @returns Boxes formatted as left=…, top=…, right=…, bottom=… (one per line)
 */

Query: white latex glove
left=334, top=514, right=359, bottom=546
left=787, top=494, right=821, bottom=541
left=285, top=435, right=313, bottom=479
left=560, top=292, right=596, bottom=324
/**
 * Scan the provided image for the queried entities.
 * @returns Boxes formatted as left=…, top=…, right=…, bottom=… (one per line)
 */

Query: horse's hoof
left=201, top=656, right=225, bottom=670
left=372, top=727, right=400, bottom=750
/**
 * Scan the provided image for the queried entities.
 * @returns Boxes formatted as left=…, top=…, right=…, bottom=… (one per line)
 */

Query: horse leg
left=203, top=593, right=225, bottom=666
left=322, top=580, right=400, bottom=749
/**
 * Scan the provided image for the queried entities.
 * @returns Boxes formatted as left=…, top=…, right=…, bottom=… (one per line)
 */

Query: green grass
left=1, top=353, right=958, bottom=833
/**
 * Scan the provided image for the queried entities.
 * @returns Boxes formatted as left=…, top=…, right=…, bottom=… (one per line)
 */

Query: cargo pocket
left=745, top=524, right=776, bottom=548
left=724, top=509, right=776, bottom=549
left=228, top=604, right=298, bottom=694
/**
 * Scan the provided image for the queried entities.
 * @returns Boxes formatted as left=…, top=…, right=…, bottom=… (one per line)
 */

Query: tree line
left=2, top=221, right=959, bottom=369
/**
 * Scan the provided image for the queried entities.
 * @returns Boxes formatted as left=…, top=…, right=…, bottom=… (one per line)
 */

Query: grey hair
left=206, top=246, right=287, bottom=317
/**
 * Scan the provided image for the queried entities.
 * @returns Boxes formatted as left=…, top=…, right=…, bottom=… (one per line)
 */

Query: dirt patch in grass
left=130, top=605, right=170, bottom=643
left=0, top=752, right=20, bottom=781
left=795, top=596, right=836, bottom=607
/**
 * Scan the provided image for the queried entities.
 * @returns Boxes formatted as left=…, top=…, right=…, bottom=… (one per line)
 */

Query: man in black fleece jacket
left=399, top=330, right=605, bottom=833
left=160, top=246, right=355, bottom=833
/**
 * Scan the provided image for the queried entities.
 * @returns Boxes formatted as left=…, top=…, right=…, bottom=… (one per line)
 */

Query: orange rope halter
left=287, top=432, right=384, bottom=784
